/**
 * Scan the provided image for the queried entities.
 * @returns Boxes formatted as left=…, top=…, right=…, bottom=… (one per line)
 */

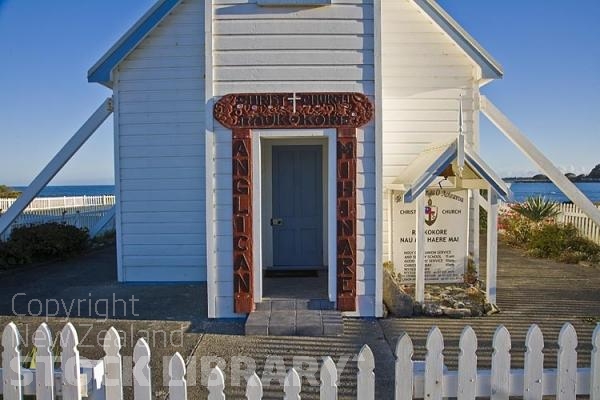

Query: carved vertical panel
left=336, top=127, right=357, bottom=311
left=232, top=128, right=253, bottom=313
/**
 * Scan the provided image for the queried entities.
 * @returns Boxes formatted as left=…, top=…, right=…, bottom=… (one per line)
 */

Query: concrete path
left=1, top=243, right=599, bottom=399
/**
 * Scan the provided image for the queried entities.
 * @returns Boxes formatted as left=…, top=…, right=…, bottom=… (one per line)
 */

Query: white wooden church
left=4, top=0, right=599, bottom=320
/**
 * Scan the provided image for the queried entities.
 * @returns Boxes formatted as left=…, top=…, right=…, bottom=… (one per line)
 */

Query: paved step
left=245, top=299, right=343, bottom=336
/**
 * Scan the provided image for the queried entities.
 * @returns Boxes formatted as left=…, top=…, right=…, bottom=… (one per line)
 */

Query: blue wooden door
left=272, top=145, right=323, bottom=267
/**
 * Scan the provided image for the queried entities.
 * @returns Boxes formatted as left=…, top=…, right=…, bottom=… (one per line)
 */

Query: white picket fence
left=556, top=203, right=600, bottom=244
left=1, top=322, right=599, bottom=399
left=0, top=196, right=116, bottom=240
left=0, top=196, right=115, bottom=213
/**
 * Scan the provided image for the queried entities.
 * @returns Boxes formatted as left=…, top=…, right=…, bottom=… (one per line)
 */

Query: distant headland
left=504, top=164, right=600, bottom=183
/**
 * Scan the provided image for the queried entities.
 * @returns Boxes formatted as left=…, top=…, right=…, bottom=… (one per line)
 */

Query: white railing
left=0, top=196, right=116, bottom=240
left=1, top=322, right=599, bottom=399
left=556, top=203, right=600, bottom=244
left=0, top=195, right=115, bottom=213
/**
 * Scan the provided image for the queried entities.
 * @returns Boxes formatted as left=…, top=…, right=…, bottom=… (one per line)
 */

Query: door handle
left=270, top=218, right=283, bottom=226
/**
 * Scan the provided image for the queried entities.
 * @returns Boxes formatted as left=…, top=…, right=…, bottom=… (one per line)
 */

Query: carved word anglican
left=232, top=129, right=253, bottom=313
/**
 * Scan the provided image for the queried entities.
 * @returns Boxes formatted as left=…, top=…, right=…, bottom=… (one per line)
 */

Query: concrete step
left=245, top=299, right=343, bottom=337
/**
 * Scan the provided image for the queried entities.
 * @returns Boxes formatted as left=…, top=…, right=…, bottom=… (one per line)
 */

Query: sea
left=12, top=185, right=115, bottom=197
left=10, top=182, right=600, bottom=204
left=508, top=182, right=600, bottom=203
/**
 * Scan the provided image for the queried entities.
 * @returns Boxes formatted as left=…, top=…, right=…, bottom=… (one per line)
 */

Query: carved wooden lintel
left=214, top=92, right=373, bottom=129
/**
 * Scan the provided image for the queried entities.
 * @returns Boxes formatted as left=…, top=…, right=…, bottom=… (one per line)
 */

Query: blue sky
left=0, top=1, right=598, bottom=185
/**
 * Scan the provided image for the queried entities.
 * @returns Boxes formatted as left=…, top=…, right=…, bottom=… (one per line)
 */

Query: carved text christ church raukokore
left=214, top=92, right=374, bottom=313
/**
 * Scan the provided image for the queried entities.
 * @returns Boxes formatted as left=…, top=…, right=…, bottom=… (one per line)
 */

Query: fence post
left=357, top=345, right=375, bottom=400
left=458, top=326, right=477, bottom=399
left=2, top=322, right=23, bottom=400
left=34, top=323, right=55, bottom=400
left=591, top=324, right=600, bottom=400
left=524, top=324, right=544, bottom=400
left=491, top=325, right=511, bottom=400
left=245, top=372, right=263, bottom=399
left=133, top=338, right=152, bottom=400
left=425, top=327, right=444, bottom=400
left=320, top=356, right=338, bottom=400
left=61, top=323, right=82, bottom=400
left=284, top=368, right=301, bottom=400
left=395, top=332, right=413, bottom=400
left=169, top=352, right=188, bottom=400
left=103, top=327, right=124, bottom=400
left=207, top=366, right=225, bottom=400
left=557, top=323, right=577, bottom=400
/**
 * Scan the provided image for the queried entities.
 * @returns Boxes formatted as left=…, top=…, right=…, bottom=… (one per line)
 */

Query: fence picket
left=591, top=324, right=600, bottom=400
left=103, top=327, right=123, bottom=400
left=133, top=338, right=152, bottom=400
left=2, top=321, right=600, bottom=399
left=557, top=323, right=578, bottom=400
left=425, top=327, right=444, bottom=400
left=34, top=323, right=55, bottom=400
left=395, top=332, right=414, bottom=400
left=458, top=326, right=477, bottom=400
left=208, top=366, right=226, bottom=400
left=320, top=356, right=338, bottom=400
left=491, top=325, right=511, bottom=400
left=284, top=368, right=301, bottom=400
left=524, top=324, right=544, bottom=400
left=555, top=203, right=600, bottom=244
left=2, top=322, right=22, bottom=400
left=357, top=345, right=375, bottom=400
left=60, top=323, right=82, bottom=400
left=245, top=372, right=263, bottom=399
left=169, top=352, right=188, bottom=400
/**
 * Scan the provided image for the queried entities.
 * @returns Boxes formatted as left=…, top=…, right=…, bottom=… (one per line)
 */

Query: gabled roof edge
left=88, top=0, right=182, bottom=88
left=403, top=143, right=457, bottom=203
left=413, top=0, right=504, bottom=80
left=465, top=147, right=511, bottom=201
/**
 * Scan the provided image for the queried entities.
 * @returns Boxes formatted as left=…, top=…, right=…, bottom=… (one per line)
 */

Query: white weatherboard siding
left=115, top=0, right=207, bottom=282
left=381, top=0, right=479, bottom=261
left=211, top=0, right=377, bottom=317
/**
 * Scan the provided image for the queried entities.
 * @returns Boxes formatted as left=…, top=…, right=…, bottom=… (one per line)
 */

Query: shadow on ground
left=0, top=245, right=244, bottom=335
left=1, top=241, right=599, bottom=399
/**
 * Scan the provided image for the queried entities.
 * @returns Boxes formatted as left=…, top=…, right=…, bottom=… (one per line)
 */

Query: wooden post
left=415, top=194, right=426, bottom=303
left=481, top=96, right=600, bottom=228
left=232, top=128, right=253, bottom=313
left=486, top=190, right=499, bottom=304
left=0, top=98, right=113, bottom=236
left=336, top=128, right=357, bottom=311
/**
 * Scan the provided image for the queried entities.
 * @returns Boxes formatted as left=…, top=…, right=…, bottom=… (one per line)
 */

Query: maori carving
left=214, top=92, right=373, bottom=129
left=336, top=128, right=357, bottom=311
left=217, top=93, right=372, bottom=314
left=232, top=128, right=253, bottom=313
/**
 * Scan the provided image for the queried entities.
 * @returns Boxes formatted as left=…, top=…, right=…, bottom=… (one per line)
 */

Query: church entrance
left=213, top=92, right=374, bottom=313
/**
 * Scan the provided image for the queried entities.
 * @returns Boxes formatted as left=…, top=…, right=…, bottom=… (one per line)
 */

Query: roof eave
left=413, top=0, right=504, bottom=80
left=87, top=0, right=182, bottom=87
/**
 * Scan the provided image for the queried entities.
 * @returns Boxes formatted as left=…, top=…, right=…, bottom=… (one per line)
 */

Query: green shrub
left=526, top=223, right=600, bottom=263
left=479, top=206, right=487, bottom=233
left=0, top=223, right=90, bottom=266
left=0, top=184, right=21, bottom=198
left=502, top=214, right=534, bottom=247
left=510, top=196, right=559, bottom=222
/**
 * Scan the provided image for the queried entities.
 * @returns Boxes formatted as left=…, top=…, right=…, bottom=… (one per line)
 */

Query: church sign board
left=392, top=189, right=469, bottom=284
